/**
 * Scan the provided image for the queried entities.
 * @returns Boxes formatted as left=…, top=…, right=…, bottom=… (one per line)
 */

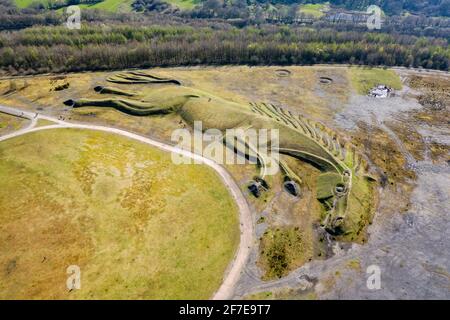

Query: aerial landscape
left=0, top=0, right=448, bottom=305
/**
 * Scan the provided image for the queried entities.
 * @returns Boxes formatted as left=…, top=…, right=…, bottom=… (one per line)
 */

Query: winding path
left=0, top=104, right=254, bottom=300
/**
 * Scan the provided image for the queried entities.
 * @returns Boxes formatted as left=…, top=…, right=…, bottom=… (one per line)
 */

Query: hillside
left=11, top=0, right=450, bottom=17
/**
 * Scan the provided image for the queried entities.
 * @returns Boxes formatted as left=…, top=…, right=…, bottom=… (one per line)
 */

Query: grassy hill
left=12, top=0, right=193, bottom=12
left=298, top=3, right=330, bottom=18
left=78, top=0, right=134, bottom=13
left=0, top=128, right=239, bottom=299
left=11, top=0, right=450, bottom=17
left=14, top=0, right=49, bottom=8
left=165, top=0, right=197, bottom=10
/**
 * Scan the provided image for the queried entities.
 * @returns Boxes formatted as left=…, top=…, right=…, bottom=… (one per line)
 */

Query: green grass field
left=0, top=128, right=239, bottom=299
left=13, top=0, right=194, bottom=11
left=164, top=0, right=197, bottom=10
left=298, top=3, right=329, bottom=18
left=14, top=0, right=47, bottom=8
left=14, top=0, right=133, bottom=12
left=349, top=67, right=403, bottom=95
left=78, top=0, right=134, bottom=13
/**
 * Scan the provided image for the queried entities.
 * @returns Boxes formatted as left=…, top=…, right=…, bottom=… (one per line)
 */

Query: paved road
left=0, top=104, right=254, bottom=300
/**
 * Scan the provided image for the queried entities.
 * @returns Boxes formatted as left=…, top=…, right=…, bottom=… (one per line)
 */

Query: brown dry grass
left=0, top=112, right=27, bottom=135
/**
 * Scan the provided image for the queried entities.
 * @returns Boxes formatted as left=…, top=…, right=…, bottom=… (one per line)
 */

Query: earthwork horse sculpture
left=64, top=71, right=376, bottom=236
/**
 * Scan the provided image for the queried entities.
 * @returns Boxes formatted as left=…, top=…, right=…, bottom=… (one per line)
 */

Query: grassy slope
left=0, top=128, right=239, bottom=299
left=0, top=113, right=27, bottom=135
left=342, top=148, right=377, bottom=243
left=14, top=0, right=48, bottom=8
left=164, top=0, right=197, bottom=10
left=78, top=0, right=134, bottom=13
left=348, top=67, right=403, bottom=95
left=14, top=0, right=194, bottom=11
left=298, top=3, right=329, bottom=18
left=13, top=0, right=133, bottom=12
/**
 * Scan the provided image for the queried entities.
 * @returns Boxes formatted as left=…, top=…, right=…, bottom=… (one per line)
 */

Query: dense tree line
left=0, top=24, right=448, bottom=75
left=0, top=0, right=448, bottom=75
left=0, top=0, right=61, bottom=30
left=0, top=0, right=201, bottom=31
left=2, top=0, right=449, bottom=41
left=132, top=0, right=174, bottom=13
left=314, top=15, right=450, bottom=40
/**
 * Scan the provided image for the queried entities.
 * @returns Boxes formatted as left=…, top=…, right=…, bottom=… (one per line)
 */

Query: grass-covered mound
left=0, top=128, right=239, bottom=299
left=349, top=67, right=403, bottom=95
left=13, top=0, right=193, bottom=12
